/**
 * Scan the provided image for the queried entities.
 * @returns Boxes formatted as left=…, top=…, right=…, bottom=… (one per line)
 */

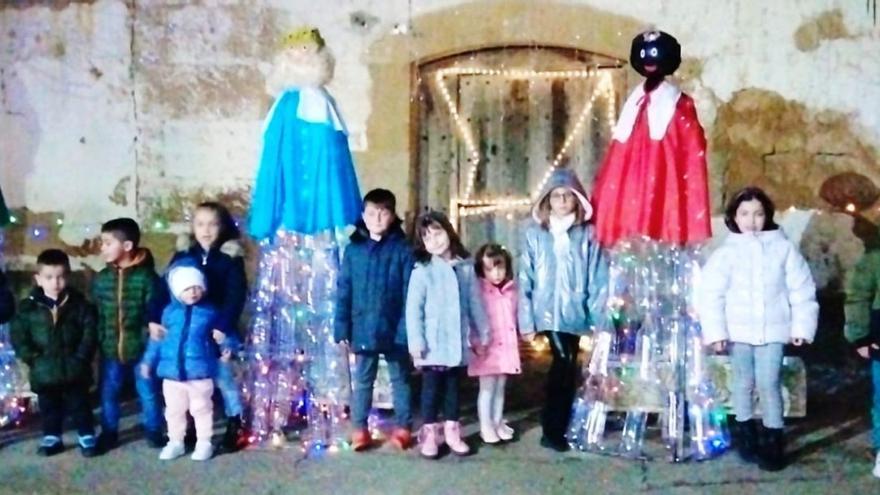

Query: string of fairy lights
left=433, top=66, right=619, bottom=225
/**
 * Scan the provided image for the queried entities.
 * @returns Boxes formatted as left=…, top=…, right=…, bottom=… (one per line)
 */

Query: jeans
left=38, top=384, right=94, bottom=437
left=542, top=331, right=581, bottom=441
left=100, top=358, right=163, bottom=434
left=215, top=358, right=243, bottom=418
left=730, top=342, right=785, bottom=428
left=420, top=367, right=463, bottom=423
left=351, top=351, right=412, bottom=429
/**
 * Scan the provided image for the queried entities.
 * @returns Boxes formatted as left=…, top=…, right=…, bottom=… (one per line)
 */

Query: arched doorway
left=413, top=45, right=626, bottom=254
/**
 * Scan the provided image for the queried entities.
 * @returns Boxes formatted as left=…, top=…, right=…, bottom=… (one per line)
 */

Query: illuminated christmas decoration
left=434, top=67, right=617, bottom=224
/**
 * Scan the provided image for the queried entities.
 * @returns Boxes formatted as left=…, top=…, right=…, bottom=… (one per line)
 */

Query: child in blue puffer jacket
left=141, top=263, right=231, bottom=462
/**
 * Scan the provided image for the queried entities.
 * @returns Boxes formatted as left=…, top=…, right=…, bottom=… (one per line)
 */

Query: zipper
left=117, top=267, right=125, bottom=362
left=201, top=252, right=208, bottom=266
left=177, top=305, right=192, bottom=381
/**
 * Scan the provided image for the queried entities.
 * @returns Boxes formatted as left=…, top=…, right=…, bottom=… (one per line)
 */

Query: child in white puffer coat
left=699, top=186, right=818, bottom=472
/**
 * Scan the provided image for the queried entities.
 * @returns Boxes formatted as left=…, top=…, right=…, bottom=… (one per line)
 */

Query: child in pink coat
left=468, top=244, right=523, bottom=444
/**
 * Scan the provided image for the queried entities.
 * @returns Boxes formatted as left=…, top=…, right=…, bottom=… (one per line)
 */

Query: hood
left=180, top=238, right=245, bottom=259
left=27, top=286, right=83, bottom=309
left=531, top=168, right=593, bottom=223
left=116, top=247, right=155, bottom=271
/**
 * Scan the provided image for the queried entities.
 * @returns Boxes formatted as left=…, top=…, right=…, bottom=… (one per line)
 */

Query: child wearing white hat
left=142, top=262, right=231, bottom=461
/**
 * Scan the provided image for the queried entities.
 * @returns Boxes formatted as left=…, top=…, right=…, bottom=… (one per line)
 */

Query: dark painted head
left=630, top=30, right=681, bottom=78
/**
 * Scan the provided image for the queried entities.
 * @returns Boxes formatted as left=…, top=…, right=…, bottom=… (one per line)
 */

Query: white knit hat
left=167, top=266, right=206, bottom=299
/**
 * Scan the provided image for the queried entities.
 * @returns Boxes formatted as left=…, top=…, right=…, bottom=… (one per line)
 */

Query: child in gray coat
left=406, top=211, right=489, bottom=459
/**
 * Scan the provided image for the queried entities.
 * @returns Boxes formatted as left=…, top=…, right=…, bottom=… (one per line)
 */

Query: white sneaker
left=158, top=442, right=185, bottom=461
left=191, top=441, right=213, bottom=461
left=872, top=452, right=880, bottom=478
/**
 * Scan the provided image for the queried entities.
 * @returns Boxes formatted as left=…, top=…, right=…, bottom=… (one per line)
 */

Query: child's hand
left=791, top=338, right=804, bottom=346
left=148, top=323, right=166, bottom=341
left=338, top=339, right=350, bottom=346
left=212, top=329, right=226, bottom=345
left=140, top=364, right=151, bottom=379
left=221, top=349, right=232, bottom=362
left=411, top=349, right=425, bottom=361
left=712, top=340, right=727, bottom=353
left=472, top=344, right=487, bottom=356
left=521, top=332, right=536, bottom=343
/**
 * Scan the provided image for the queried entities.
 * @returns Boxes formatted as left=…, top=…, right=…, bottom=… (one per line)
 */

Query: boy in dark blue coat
left=334, top=189, right=414, bottom=451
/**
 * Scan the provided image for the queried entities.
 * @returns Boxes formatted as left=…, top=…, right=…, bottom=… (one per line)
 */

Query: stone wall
left=1, top=0, right=878, bottom=278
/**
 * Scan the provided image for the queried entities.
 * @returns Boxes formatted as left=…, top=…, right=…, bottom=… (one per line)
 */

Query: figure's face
left=549, top=187, right=577, bottom=217
left=35, top=265, right=67, bottom=299
left=362, top=202, right=394, bottom=239
left=630, top=30, right=681, bottom=78
left=100, top=232, right=132, bottom=265
left=193, top=208, right=221, bottom=250
left=482, top=257, right=507, bottom=286
left=734, top=199, right=766, bottom=234
left=178, top=286, right=205, bottom=305
left=422, top=225, right=451, bottom=258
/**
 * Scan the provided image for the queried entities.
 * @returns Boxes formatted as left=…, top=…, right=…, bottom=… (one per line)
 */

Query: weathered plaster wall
left=1, top=0, right=878, bottom=274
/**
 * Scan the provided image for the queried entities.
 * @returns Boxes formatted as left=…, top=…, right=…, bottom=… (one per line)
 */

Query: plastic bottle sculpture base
left=0, top=229, right=30, bottom=429
left=566, top=238, right=730, bottom=462
left=242, top=230, right=352, bottom=451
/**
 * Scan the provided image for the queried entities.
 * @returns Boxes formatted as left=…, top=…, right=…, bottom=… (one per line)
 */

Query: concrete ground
left=1, top=347, right=877, bottom=495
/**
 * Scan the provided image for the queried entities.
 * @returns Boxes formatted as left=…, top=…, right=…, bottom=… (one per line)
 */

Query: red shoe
left=351, top=428, right=371, bottom=452
left=388, top=427, right=413, bottom=450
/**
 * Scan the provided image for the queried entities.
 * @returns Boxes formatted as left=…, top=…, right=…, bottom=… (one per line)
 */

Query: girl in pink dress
left=469, top=244, right=524, bottom=444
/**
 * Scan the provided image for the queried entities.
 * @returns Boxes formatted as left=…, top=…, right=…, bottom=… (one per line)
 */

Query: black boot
left=758, top=426, right=786, bottom=471
left=732, top=419, right=758, bottom=463
left=217, top=415, right=245, bottom=454
left=97, top=430, right=118, bottom=453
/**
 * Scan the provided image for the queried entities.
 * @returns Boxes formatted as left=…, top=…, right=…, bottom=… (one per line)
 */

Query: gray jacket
left=518, top=168, right=609, bottom=335
left=406, top=256, right=490, bottom=367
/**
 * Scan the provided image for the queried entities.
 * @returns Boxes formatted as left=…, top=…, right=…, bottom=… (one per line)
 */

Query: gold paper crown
left=280, top=27, right=326, bottom=49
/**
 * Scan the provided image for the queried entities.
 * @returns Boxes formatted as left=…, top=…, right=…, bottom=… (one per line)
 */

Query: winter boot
left=388, top=427, right=413, bottom=450
left=757, top=426, right=786, bottom=471
left=218, top=415, right=246, bottom=454
left=350, top=428, right=371, bottom=452
left=733, top=419, right=758, bottom=463
left=443, top=420, right=470, bottom=456
left=419, top=423, right=440, bottom=459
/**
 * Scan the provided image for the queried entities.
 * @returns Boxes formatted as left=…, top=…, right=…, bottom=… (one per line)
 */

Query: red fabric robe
left=592, top=80, right=711, bottom=247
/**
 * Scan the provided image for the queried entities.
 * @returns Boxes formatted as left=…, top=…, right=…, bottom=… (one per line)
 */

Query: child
left=518, top=167, right=607, bottom=452
left=468, top=243, right=521, bottom=444
left=142, top=262, right=230, bottom=461
left=699, top=186, right=817, bottom=471
left=10, top=249, right=98, bottom=457
left=406, top=211, right=489, bottom=459
left=148, top=201, right=248, bottom=453
left=92, top=217, right=163, bottom=451
left=334, top=189, right=414, bottom=451
left=844, top=230, right=880, bottom=478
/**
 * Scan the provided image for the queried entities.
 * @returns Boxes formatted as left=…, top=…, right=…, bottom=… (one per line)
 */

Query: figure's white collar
left=611, top=80, right=681, bottom=142
left=263, top=86, right=347, bottom=133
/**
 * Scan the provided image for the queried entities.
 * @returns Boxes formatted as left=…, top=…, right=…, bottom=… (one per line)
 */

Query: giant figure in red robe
left=592, top=30, right=711, bottom=247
